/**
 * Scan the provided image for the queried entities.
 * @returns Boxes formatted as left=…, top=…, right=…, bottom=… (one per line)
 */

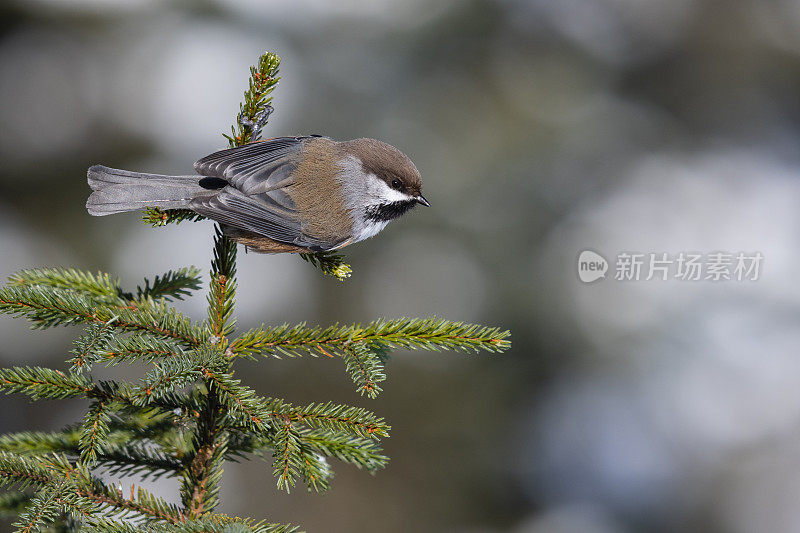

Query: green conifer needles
left=0, top=51, right=510, bottom=531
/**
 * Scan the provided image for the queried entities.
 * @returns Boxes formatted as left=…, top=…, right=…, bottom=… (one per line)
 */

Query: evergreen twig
left=340, top=341, right=386, bottom=398
left=0, top=285, right=207, bottom=346
left=12, top=479, right=67, bottom=533
left=136, top=267, right=203, bottom=302
left=142, top=208, right=205, bottom=228
left=69, top=322, right=116, bottom=372
left=231, top=317, right=511, bottom=359
left=89, top=333, right=186, bottom=369
left=298, top=251, right=352, bottom=281
left=7, top=268, right=121, bottom=302
left=79, top=401, right=113, bottom=464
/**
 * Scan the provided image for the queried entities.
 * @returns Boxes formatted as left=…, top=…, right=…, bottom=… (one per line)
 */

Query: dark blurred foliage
left=2, top=0, right=800, bottom=531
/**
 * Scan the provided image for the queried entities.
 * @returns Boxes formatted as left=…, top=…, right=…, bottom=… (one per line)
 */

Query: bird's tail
left=86, top=165, right=205, bottom=216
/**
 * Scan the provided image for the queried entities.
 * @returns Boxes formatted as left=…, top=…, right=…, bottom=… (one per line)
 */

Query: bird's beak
left=416, top=195, right=431, bottom=207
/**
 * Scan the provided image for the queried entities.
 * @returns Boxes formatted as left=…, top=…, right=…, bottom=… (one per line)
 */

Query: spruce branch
left=78, top=401, right=114, bottom=465
left=0, top=367, right=94, bottom=400
left=102, top=409, right=185, bottom=445
left=181, top=344, right=229, bottom=518
left=93, top=443, right=184, bottom=481
left=185, top=228, right=235, bottom=515
left=271, top=420, right=303, bottom=493
left=132, top=357, right=204, bottom=405
left=105, top=298, right=207, bottom=348
left=202, top=369, right=390, bottom=439
left=136, top=267, right=203, bottom=302
left=179, top=516, right=299, bottom=533
left=183, top=221, right=237, bottom=519
left=77, top=478, right=183, bottom=524
left=0, top=431, right=81, bottom=455
left=92, top=382, right=194, bottom=420
left=6, top=265, right=201, bottom=308
left=0, top=430, right=182, bottom=481
left=0, top=451, right=184, bottom=525
left=204, top=371, right=389, bottom=490
left=298, top=251, right=352, bottom=281
left=69, top=322, right=115, bottom=373
left=81, top=519, right=142, bottom=532
left=181, top=428, right=226, bottom=519
left=200, top=369, right=274, bottom=430
left=89, top=334, right=186, bottom=369
left=289, top=402, right=389, bottom=440
left=300, top=429, right=388, bottom=473
left=0, top=285, right=100, bottom=329
left=340, top=342, right=386, bottom=399
left=12, top=479, right=67, bottom=533
left=207, top=225, right=237, bottom=341
left=142, top=208, right=206, bottom=228
left=7, top=268, right=122, bottom=303
left=33, top=458, right=185, bottom=524
left=0, top=367, right=170, bottom=412
left=0, top=284, right=207, bottom=347
left=231, top=317, right=511, bottom=360
left=228, top=428, right=388, bottom=474
left=226, top=51, right=281, bottom=147
left=84, top=515, right=299, bottom=533
left=0, top=451, right=58, bottom=490
left=270, top=422, right=339, bottom=494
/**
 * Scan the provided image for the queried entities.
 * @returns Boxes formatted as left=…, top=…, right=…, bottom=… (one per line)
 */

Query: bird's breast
left=288, top=138, right=355, bottom=245
left=354, top=219, right=390, bottom=242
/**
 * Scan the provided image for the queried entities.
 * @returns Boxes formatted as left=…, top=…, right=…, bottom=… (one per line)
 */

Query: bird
left=86, top=135, right=429, bottom=253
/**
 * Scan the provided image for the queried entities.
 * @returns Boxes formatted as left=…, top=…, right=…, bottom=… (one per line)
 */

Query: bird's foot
left=238, top=105, right=274, bottom=142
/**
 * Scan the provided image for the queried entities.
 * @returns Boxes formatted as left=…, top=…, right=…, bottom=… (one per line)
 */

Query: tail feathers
left=86, top=165, right=205, bottom=216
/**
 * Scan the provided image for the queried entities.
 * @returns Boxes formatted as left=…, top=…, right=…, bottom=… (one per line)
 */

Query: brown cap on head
left=340, top=138, right=423, bottom=197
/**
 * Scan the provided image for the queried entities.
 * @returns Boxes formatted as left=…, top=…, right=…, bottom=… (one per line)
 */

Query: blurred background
left=1, top=0, right=799, bottom=531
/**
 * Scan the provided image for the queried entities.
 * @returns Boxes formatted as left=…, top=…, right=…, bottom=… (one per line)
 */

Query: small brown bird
left=86, top=136, right=428, bottom=253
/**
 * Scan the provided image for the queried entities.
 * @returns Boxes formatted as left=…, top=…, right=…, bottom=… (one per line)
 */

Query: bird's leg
left=239, top=104, right=274, bottom=142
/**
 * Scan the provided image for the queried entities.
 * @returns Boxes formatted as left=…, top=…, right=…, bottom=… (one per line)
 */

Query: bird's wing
left=190, top=186, right=339, bottom=251
left=191, top=137, right=342, bottom=251
left=194, top=136, right=320, bottom=192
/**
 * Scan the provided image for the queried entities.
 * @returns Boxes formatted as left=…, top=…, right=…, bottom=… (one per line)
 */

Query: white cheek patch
left=336, top=154, right=414, bottom=206
left=365, top=174, right=414, bottom=205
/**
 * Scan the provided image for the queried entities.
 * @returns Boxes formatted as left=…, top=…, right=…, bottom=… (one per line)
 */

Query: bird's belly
left=353, top=219, right=389, bottom=243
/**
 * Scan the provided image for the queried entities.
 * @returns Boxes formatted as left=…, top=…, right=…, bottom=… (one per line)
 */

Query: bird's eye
left=391, top=179, right=403, bottom=190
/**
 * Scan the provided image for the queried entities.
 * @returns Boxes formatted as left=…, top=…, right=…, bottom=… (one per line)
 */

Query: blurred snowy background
left=1, top=0, right=800, bottom=531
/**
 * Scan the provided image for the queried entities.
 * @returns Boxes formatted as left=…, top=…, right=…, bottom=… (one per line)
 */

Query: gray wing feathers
left=194, top=137, right=302, bottom=207
left=194, top=137, right=302, bottom=188
left=191, top=138, right=339, bottom=250
left=189, top=187, right=333, bottom=251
